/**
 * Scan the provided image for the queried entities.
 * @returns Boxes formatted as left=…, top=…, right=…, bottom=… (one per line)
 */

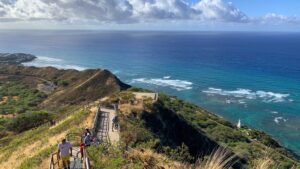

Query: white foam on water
left=131, top=77, right=193, bottom=91
left=238, top=100, right=246, bottom=104
left=24, top=62, right=86, bottom=71
left=64, top=65, right=87, bottom=71
left=202, top=87, right=290, bottom=103
left=274, top=117, right=288, bottom=124
left=37, top=56, right=63, bottom=62
left=225, top=99, right=232, bottom=104
left=23, top=55, right=87, bottom=71
left=163, top=76, right=171, bottom=79
left=113, top=70, right=120, bottom=74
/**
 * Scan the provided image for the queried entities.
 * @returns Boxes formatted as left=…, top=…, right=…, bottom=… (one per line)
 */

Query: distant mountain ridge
left=0, top=65, right=130, bottom=106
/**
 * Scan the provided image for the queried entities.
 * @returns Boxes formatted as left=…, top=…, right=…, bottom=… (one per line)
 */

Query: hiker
left=84, top=128, right=91, bottom=136
left=93, top=136, right=100, bottom=144
left=50, top=119, right=56, bottom=126
left=80, top=139, right=85, bottom=158
left=112, top=115, right=119, bottom=131
left=84, top=132, right=92, bottom=147
left=58, top=138, right=72, bottom=169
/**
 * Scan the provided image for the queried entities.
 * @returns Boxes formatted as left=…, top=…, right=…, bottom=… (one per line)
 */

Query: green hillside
left=0, top=65, right=299, bottom=169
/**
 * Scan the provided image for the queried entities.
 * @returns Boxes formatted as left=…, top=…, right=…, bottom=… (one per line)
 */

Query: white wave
left=112, top=70, right=120, bottom=74
left=131, top=77, right=193, bottom=91
left=23, top=62, right=86, bottom=71
left=64, top=65, right=86, bottom=71
left=163, top=76, right=171, bottom=79
left=271, top=111, right=279, bottom=114
left=256, top=91, right=290, bottom=103
left=238, top=100, right=246, bottom=104
left=37, top=56, right=63, bottom=62
left=22, top=55, right=86, bottom=71
left=225, top=99, right=232, bottom=104
left=202, top=87, right=290, bottom=103
left=274, top=117, right=287, bottom=124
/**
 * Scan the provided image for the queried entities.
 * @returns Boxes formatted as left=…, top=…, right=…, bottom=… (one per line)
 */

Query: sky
left=0, top=0, right=299, bottom=31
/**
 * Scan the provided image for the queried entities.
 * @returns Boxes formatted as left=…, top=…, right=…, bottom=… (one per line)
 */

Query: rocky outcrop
left=0, top=53, right=36, bottom=64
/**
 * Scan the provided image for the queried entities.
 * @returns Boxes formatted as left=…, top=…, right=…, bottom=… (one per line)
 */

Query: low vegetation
left=0, top=82, right=47, bottom=114
left=0, top=65, right=299, bottom=169
left=88, top=90, right=299, bottom=169
left=0, top=82, right=49, bottom=137
left=157, top=93, right=299, bottom=168
left=0, top=108, right=91, bottom=169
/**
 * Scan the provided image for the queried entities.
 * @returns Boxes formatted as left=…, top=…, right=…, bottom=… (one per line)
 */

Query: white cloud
left=0, top=0, right=299, bottom=27
left=0, top=0, right=248, bottom=23
left=260, top=13, right=300, bottom=25
left=192, top=0, right=248, bottom=22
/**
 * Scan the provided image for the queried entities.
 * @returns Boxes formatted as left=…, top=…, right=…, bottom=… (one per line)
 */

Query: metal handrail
left=49, top=133, right=91, bottom=169
left=49, top=106, right=103, bottom=169
left=92, top=107, right=100, bottom=136
left=83, top=149, right=91, bottom=169
left=49, top=152, right=59, bottom=169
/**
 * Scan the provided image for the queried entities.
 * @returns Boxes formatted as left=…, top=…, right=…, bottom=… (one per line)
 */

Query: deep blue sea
left=0, top=30, right=300, bottom=155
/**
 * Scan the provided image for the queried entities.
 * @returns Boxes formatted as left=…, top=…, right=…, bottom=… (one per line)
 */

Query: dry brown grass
left=178, top=148, right=237, bottom=169
left=0, top=131, right=68, bottom=169
left=119, top=103, right=144, bottom=116
left=197, top=148, right=236, bottom=169
left=253, top=157, right=275, bottom=169
left=127, top=148, right=182, bottom=169
left=12, top=96, right=19, bottom=101
left=0, top=113, right=16, bottom=118
left=0, top=104, right=96, bottom=169
left=0, top=96, right=8, bottom=104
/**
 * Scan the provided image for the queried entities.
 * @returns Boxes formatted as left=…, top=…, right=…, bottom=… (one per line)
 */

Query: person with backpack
left=84, top=133, right=92, bottom=147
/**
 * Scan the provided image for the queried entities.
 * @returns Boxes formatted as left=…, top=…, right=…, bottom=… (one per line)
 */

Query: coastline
left=0, top=62, right=299, bottom=163
left=1, top=53, right=299, bottom=164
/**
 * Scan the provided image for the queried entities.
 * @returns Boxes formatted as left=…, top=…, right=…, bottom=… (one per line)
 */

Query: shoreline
left=0, top=63, right=299, bottom=161
left=1, top=53, right=300, bottom=160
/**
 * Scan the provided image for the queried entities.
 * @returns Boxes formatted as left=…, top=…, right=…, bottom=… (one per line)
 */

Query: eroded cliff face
left=140, top=101, right=246, bottom=168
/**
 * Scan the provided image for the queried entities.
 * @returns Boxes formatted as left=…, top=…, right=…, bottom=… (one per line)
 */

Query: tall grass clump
left=252, top=157, right=274, bottom=169
left=196, top=148, right=237, bottom=169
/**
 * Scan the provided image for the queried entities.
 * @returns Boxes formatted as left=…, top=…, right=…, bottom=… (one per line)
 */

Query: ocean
left=0, top=30, right=300, bottom=155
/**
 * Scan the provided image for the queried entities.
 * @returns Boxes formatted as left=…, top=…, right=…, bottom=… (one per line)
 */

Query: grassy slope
left=1, top=66, right=299, bottom=169
left=0, top=65, right=129, bottom=169
left=157, top=93, right=299, bottom=168
left=0, top=106, right=95, bottom=169
left=96, top=90, right=299, bottom=169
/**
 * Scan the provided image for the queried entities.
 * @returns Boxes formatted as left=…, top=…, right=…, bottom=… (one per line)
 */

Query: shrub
left=87, top=144, right=126, bottom=169
left=248, top=130, right=280, bottom=148
left=8, top=111, right=53, bottom=133
left=58, top=80, right=69, bottom=87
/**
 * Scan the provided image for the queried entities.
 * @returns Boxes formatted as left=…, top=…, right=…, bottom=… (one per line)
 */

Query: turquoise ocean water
left=0, top=30, right=299, bottom=155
